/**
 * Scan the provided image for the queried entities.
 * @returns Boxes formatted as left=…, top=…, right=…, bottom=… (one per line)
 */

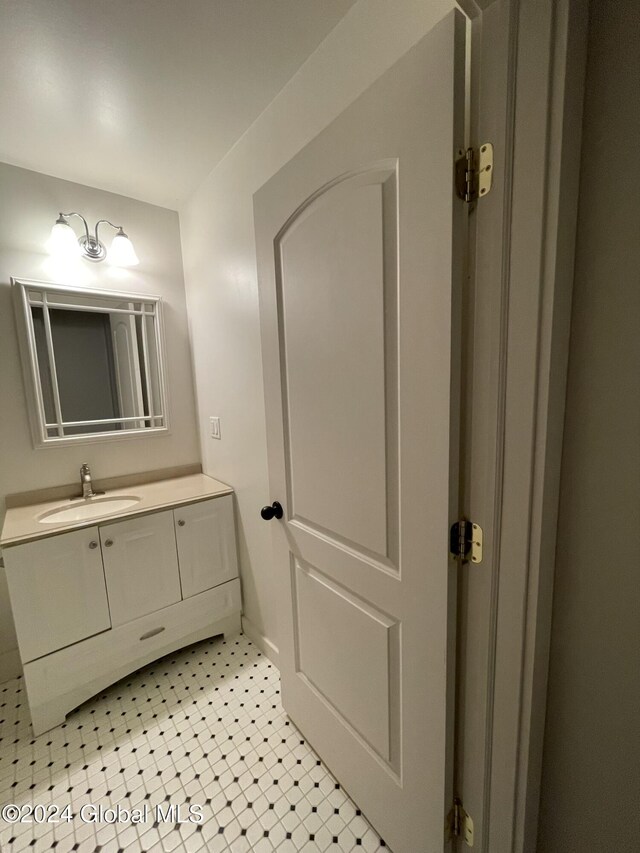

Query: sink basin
left=38, top=496, right=142, bottom=525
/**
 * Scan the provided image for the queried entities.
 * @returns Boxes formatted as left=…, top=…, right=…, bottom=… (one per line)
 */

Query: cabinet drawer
left=100, top=510, right=181, bottom=626
left=23, top=579, right=241, bottom=728
left=3, top=527, right=111, bottom=663
left=174, top=495, right=238, bottom=598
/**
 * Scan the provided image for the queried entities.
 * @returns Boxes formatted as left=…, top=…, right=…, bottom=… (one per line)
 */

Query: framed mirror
left=12, top=278, right=169, bottom=447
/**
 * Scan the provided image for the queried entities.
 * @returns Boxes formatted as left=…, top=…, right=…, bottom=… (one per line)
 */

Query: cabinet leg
left=29, top=702, right=69, bottom=737
left=220, top=612, right=242, bottom=640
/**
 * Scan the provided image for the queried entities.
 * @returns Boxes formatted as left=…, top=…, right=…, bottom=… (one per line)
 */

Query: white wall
left=0, top=162, right=200, bottom=680
left=180, top=0, right=458, bottom=653
left=537, top=1, right=640, bottom=849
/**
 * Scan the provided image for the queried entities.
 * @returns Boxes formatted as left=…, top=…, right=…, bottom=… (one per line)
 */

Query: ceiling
left=0, top=0, right=356, bottom=208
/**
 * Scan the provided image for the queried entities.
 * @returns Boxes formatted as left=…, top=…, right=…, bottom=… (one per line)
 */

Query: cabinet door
left=174, top=496, right=238, bottom=599
left=3, top=527, right=111, bottom=663
left=100, top=510, right=181, bottom=626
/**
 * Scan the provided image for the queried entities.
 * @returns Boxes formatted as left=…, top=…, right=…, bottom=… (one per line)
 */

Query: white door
left=254, top=11, right=465, bottom=852
left=110, top=311, right=145, bottom=429
left=100, top=511, right=182, bottom=626
left=174, top=496, right=238, bottom=598
left=4, top=527, right=111, bottom=663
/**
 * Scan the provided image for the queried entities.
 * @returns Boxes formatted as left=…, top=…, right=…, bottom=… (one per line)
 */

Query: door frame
left=458, top=0, right=588, bottom=850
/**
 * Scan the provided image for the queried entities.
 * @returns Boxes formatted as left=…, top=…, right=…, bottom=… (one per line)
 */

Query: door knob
left=177, top=519, right=186, bottom=527
left=104, top=538, right=114, bottom=547
left=260, top=501, right=283, bottom=521
left=89, top=541, right=98, bottom=550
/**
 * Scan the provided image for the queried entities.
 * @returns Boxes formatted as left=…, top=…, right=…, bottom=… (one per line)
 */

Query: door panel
left=255, top=11, right=465, bottom=852
left=100, top=511, right=181, bottom=626
left=280, top=175, right=394, bottom=559
left=110, top=313, right=145, bottom=429
left=4, top=527, right=111, bottom=663
left=293, top=559, right=399, bottom=766
left=174, top=496, right=238, bottom=598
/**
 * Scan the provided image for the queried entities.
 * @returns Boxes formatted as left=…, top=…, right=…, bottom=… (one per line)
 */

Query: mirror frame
left=11, top=277, right=171, bottom=448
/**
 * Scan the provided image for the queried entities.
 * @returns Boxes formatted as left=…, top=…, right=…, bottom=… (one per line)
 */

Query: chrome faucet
left=80, top=463, right=97, bottom=499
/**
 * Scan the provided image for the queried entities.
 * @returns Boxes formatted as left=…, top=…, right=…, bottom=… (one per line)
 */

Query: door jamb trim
left=463, top=0, right=589, bottom=850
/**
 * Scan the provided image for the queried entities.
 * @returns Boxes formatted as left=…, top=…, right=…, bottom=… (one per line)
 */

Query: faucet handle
left=80, top=462, right=90, bottom=473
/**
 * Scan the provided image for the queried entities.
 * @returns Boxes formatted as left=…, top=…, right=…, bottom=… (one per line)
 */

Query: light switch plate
left=209, top=416, right=221, bottom=439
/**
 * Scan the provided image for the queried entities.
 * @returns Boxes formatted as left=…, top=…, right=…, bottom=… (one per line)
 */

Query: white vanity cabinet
left=100, top=510, right=182, bottom=626
left=174, top=495, right=238, bottom=598
left=4, top=526, right=111, bottom=664
left=2, top=491, right=241, bottom=736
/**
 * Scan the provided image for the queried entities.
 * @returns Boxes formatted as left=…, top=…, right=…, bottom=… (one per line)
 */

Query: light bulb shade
left=47, top=220, right=80, bottom=258
left=109, top=232, right=139, bottom=266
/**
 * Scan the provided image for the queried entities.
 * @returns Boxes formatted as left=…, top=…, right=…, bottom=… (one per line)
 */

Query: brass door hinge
left=450, top=520, right=483, bottom=565
left=447, top=797, right=474, bottom=847
left=455, top=143, right=493, bottom=203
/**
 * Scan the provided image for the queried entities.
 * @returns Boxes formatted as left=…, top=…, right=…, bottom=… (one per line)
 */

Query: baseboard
left=241, top=615, right=280, bottom=669
left=0, top=646, right=22, bottom=684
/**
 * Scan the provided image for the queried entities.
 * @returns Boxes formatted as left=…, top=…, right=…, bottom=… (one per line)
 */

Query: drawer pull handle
left=177, top=519, right=186, bottom=527
left=140, top=626, right=165, bottom=641
left=89, top=541, right=98, bottom=550
left=104, top=538, right=114, bottom=547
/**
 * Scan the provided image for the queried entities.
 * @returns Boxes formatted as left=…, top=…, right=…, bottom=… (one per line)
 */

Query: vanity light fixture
left=48, top=212, right=139, bottom=266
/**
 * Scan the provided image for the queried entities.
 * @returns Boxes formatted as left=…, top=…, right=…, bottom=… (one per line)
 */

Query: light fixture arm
left=94, top=219, right=127, bottom=246
left=56, top=212, right=109, bottom=262
left=58, top=211, right=91, bottom=243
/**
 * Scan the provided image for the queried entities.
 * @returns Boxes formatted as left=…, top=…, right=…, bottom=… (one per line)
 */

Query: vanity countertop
left=0, top=473, right=233, bottom=547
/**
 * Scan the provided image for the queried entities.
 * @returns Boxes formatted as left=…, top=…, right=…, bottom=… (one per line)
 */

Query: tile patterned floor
left=0, top=633, right=389, bottom=852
